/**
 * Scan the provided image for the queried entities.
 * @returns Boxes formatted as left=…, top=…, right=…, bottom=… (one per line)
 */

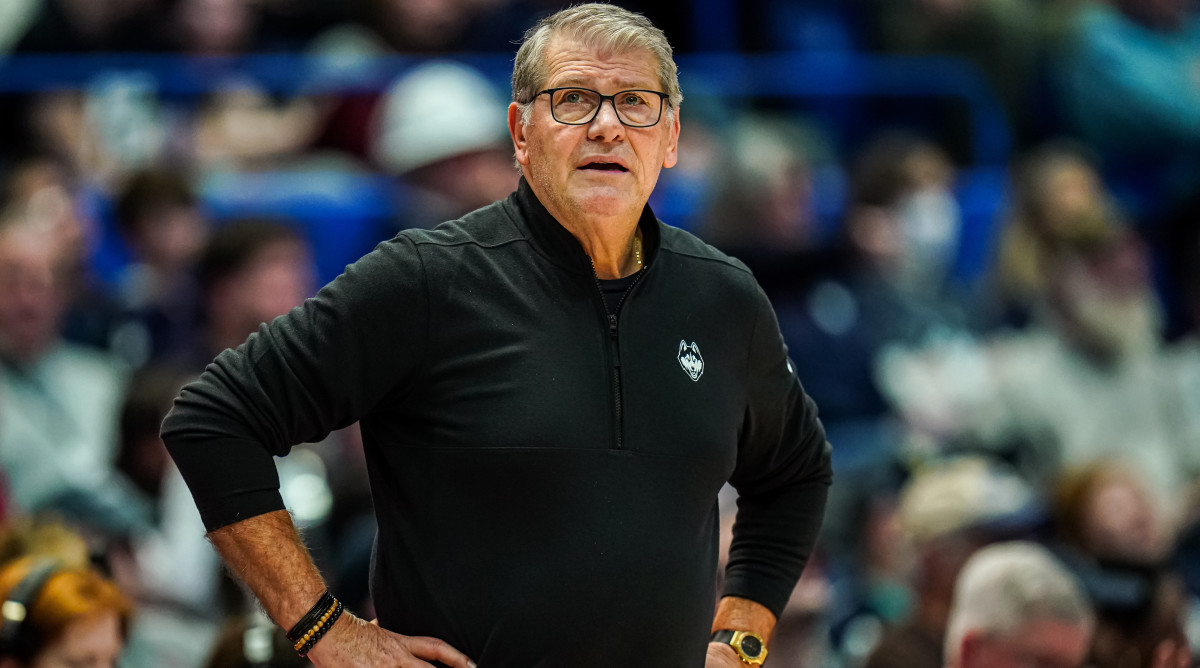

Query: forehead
left=1002, top=619, right=1091, bottom=667
left=541, top=35, right=660, bottom=90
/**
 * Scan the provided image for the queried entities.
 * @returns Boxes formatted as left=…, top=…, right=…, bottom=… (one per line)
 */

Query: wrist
left=286, top=591, right=346, bottom=658
left=711, top=629, right=768, bottom=665
left=303, top=611, right=356, bottom=664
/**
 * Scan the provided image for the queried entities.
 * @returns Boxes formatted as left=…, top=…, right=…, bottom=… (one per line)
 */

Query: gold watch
left=711, top=630, right=767, bottom=665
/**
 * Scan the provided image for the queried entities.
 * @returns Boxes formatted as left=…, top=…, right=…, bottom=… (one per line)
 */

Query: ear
left=662, top=107, right=681, bottom=169
left=508, top=102, right=531, bottom=168
left=956, top=629, right=986, bottom=668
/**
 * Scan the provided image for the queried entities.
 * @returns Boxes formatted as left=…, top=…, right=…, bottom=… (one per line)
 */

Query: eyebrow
left=552, top=76, right=659, bottom=90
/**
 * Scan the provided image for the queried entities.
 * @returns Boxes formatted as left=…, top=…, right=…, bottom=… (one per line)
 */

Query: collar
left=507, top=177, right=661, bottom=276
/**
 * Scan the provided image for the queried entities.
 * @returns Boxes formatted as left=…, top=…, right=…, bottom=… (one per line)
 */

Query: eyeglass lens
left=550, top=89, right=663, bottom=126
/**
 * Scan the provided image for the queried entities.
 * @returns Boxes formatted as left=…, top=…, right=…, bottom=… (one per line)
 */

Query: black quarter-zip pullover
left=162, top=179, right=832, bottom=667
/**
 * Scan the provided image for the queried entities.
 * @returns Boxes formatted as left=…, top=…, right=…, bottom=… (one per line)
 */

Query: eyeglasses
left=534, top=87, right=669, bottom=127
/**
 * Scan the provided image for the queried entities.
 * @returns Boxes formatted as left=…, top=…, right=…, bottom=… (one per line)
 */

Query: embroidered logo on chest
left=677, top=340, right=704, bottom=381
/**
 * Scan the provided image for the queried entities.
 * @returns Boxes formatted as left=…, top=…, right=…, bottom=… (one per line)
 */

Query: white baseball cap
left=372, top=60, right=510, bottom=173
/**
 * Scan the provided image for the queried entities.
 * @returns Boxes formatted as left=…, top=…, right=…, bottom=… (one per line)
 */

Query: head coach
left=161, top=4, right=833, bottom=666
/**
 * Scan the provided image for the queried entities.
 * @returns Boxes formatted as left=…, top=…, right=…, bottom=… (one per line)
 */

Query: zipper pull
left=608, top=313, right=618, bottom=338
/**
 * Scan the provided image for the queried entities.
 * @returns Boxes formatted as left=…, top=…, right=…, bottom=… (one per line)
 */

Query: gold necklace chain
left=633, top=227, right=643, bottom=270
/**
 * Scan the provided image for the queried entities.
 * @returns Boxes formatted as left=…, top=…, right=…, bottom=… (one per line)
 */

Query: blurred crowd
left=0, top=0, right=1198, bottom=666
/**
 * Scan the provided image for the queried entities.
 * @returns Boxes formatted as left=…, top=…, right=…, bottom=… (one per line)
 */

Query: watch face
left=739, top=635, right=763, bottom=658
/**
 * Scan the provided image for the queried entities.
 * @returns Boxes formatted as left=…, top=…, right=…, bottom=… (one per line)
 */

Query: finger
left=404, top=636, right=477, bottom=668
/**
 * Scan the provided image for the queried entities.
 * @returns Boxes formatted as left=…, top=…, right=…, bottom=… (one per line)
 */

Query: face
left=176, top=0, right=254, bottom=55
left=135, top=206, right=208, bottom=270
left=509, top=36, right=680, bottom=228
left=211, top=240, right=314, bottom=338
left=30, top=611, right=123, bottom=668
left=961, top=620, right=1091, bottom=668
left=1081, top=470, right=1167, bottom=563
left=0, top=226, right=66, bottom=362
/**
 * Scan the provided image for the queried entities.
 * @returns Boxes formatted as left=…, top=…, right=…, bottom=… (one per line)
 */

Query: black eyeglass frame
left=533, top=87, right=671, bottom=128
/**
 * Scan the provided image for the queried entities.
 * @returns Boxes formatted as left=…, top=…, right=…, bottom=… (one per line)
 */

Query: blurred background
left=0, top=0, right=1198, bottom=666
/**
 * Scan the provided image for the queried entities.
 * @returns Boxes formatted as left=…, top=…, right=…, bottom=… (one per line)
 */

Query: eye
left=560, top=90, right=587, bottom=104
left=621, top=93, right=646, bottom=106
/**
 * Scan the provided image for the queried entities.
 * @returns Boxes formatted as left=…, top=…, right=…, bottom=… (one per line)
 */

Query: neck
left=526, top=179, right=646, bottom=279
left=578, top=223, right=643, bottom=279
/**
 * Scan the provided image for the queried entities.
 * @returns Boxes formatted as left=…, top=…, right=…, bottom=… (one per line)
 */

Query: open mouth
left=579, top=162, right=628, bottom=172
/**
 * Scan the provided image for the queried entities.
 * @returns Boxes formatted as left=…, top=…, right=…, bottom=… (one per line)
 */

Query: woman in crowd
left=0, top=556, right=132, bottom=668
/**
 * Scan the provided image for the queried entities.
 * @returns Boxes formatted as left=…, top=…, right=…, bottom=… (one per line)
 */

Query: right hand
left=305, top=612, right=477, bottom=667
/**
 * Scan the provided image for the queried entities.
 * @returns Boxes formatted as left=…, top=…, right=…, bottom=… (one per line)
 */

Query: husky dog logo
left=677, top=340, right=704, bottom=381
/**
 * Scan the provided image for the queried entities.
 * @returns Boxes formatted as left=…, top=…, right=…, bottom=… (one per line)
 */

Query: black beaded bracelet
left=286, top=590, right=337, bottom=644
left=297, top=600, right=343, bottom=658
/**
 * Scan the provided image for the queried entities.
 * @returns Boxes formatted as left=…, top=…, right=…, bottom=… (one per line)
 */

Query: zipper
left=590, top=260, right=646, bottom=450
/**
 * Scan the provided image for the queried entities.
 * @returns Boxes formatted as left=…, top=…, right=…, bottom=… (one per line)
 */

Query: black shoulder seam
left=658, top=246, right=753, bottom=275
left=410, top=235, right=433, bottom=386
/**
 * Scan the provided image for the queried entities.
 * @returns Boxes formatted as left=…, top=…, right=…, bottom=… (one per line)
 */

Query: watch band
left=711, top=629, right=768, bottom=665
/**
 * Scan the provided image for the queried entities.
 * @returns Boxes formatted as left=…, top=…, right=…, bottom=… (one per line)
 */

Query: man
left=161, top=4, right=832, bottom=667
left=944, top=541, right=1093, bottom=668
left=863, top=456, right=1043, bottom=668
left=0, top=209, right=149, bottom=537
left=371, top=59, right=520, bottom=231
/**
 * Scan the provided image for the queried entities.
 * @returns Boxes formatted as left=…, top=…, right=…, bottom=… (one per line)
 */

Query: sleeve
left=160, top=235, right=431, bottom=532
left=722, top=285, right=833, bottom=619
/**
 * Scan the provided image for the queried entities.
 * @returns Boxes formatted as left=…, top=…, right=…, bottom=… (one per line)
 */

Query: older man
left=944, top=542, right=1093, bottom=668
left=162, top=4, right=832, bottom=667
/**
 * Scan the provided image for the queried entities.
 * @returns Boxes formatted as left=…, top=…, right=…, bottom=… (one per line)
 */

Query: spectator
left=112, top=365, right=222, bottom=621
left=779, top=133, right=972, bottom=429
left=0, top=210, right=150, bottom=536
left=992, top=143, right=1121, bottom=327
left=842, top=133, right=964, bottom=299
left=701, top=113, right=827, bottom=255
left=371, top=60, right=519, bottom=230
left=863, top=456, right=1044, bottom=668
left=944, top=541, right=1093, bottom=668
left=879, top=225, right=1196, bottom=508
left=111, top=168, right=208, bottom=367
left=0, top=555, right=133, bottom=668
left=180, top=219, right=315, bottom=370
left=1051, top=462, right=1195, bottom=668
left=3, top=156, right=121, bottom=350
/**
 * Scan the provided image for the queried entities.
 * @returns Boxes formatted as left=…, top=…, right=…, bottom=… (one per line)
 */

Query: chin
left=569, top=185, right=638, bottom=216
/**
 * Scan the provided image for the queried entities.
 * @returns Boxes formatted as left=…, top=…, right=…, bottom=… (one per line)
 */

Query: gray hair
left=512, top=3, right=682, bottom=123
left=944, top=541, right=1094, bottom=667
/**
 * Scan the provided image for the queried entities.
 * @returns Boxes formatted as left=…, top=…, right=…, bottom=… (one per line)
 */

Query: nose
left=586, top=98, right=625, bottom=142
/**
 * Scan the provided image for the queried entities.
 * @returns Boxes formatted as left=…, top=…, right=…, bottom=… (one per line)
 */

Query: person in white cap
left=372, top=60, right=518, bottom=229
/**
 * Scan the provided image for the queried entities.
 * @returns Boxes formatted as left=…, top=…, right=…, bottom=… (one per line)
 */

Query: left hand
left=706, top=642, right=747, bottom=667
